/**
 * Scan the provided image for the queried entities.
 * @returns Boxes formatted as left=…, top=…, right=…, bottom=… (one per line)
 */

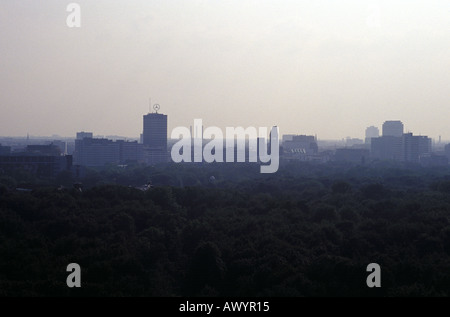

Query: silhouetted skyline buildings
left=143, top=112, right=168, bottom=164
left=0, top=143, right=72, bottom=178
left=2, top=113, right=450, bottom=175
left=382, top=120, right=404, bottom=137
left=74, top=137, right=143, bottom=167
left=71, top=110, right=170, bottom=167
left=365, top=126, right=379, bottom=144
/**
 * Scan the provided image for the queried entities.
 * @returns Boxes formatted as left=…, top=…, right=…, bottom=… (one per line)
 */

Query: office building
left=371, top=133, right=431, bottom=163
left=444, top=144, right=450, bottom=159
left=371, top=136, right=403, bottom=161
left=74, top=135, right=144, bottom=167
left=143, top=112, right=168, bottom=164
left=74, top=138, right=120, bottom=166
left=401, top=133, right=431, bottom=163
left=118, top=140, right=144, bottom=163
left=26, top=144, right=61, bottom=156
left=0, top=144, right=72, bottom=178
left=76, top=132, right=93, bottom=140
left=282, top=135, right=318, bottom=161
left=47, top=140, right=67, bottom=155
left=365, top=126, right=379, bottom=144
left=382, top=121, right=404, bottom=137
left=345, top=137, right=364, bottom=147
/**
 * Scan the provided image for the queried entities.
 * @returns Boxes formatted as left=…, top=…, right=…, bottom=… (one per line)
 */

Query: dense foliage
left=1, top=161, right=450, bottom=296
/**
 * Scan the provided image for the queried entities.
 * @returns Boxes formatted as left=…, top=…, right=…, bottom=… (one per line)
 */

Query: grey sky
left=0, top=0, right=449, bottom=140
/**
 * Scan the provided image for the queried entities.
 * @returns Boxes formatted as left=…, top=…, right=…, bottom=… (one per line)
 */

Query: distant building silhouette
left=76, top=132, right=93, bottom=140
left=345, top=137, right=364, bottom=147
left=401, top=133, right=431, bottom=163
left=74, top=134, right=143, bottom=167
left=365, top=126, right=379, bottom=144
left=382, top=121, right=404, bottom=137
left=371, top=136, right=403, bottom=160
left=116, top=140, right=142, bottom=163
left=282, top=135, right=318, bottom=161
left=48, top=140, right=68, bottom=155
left=371, top=132, right=431, bottom=163
left=0, top=144, right=11, bottom=155
left=143, top=112, right=168, bottom=164
left=282, top=135, right=295, bottom=143
left=74, top=138, right=119, bottom=166
left=445, top=144, right=450, bottom=159
left=26, top=144, right=61, bottom=156
left=0, top=143, right=72, bottom=178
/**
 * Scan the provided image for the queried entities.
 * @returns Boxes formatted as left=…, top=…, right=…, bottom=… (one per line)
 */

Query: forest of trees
left=1, top=161, right=450, bottom=296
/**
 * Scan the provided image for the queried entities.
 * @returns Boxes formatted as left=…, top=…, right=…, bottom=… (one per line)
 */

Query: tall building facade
left=143, top=112, right=168, bottom=164
left=74, top=134, right=143, bottom=167
left=0, top=144, right=71, bottom=178
left=371, top=133, right=431, bottom=163
left=401, top=133, right=431, bottom=163
left=76, top=132, right=93, bottom=140
left=371, top=136, right=403, bottom=161
left=282, top=135, right=318, bottom=161
left=74, top=138, right=120, bottom=167
left=26, top=144, right=61, bottom=156
left=365, top=126, right=380, bottom=144
left=445, top=144, right=450, bottom=159
left=382, top=121, right=404, bottom=137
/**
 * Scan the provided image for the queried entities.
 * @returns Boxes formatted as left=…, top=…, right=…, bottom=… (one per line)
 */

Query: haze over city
left=0, top=0, right=449, bottom=139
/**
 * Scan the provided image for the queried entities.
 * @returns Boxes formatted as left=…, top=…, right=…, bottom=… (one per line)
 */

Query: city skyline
left=0, top=117, right=447, bottom=143
left=1, top=1, right=449, bottom=139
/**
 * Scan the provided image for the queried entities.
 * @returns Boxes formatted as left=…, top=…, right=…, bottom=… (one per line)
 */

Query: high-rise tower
left=365, top=126, right=380, bottom=144
left=382, top=121, right=404, bottom=137
left=143, top=105, right=168, bottom=164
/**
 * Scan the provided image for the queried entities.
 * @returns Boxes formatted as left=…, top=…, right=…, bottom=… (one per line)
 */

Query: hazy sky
left=0, top=0, right=449, bottom=140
